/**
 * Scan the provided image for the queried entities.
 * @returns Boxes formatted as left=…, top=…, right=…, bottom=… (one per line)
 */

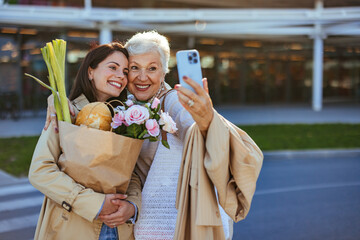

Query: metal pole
left=99, top=23, right=112, bottom=44
left=17, top=32, right=23, bottom=115
left=84, top=0, right=92, bottom=11
left=312, top=32, right=324, bottom=111
left=312, top=0, right=324, bottom=111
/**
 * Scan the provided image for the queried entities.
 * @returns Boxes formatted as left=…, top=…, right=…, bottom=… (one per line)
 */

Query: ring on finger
left=187, top=99, right=194, bottom=107
left=50, top=113, right=57, bottom=117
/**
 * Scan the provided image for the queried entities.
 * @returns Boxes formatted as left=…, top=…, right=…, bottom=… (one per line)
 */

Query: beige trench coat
left=28, top=95, right=142, bottom=240
left=174, top=111, right=263, bottom=240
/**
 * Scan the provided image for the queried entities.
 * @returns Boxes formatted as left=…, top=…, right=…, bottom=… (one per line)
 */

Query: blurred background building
left=0, top=0, right=359, bottom=115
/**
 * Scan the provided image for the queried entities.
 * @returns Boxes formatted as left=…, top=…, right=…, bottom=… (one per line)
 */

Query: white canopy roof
left=0, top=0, right=359, bottom=38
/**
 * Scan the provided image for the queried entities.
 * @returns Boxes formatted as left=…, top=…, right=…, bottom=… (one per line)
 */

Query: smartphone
left=176, top=49, right=203, bottom=92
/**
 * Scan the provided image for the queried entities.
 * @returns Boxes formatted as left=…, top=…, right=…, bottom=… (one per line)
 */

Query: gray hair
left=124, top=30, right=170, bottom=74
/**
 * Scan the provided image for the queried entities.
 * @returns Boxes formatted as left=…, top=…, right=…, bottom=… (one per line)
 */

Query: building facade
left=0, top=0, right=359, bottom=115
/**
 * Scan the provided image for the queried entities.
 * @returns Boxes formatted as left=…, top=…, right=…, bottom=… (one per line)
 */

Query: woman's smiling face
left=127, top=51, right=165, bottom=101
left=88, top=51, right=129, bottom=102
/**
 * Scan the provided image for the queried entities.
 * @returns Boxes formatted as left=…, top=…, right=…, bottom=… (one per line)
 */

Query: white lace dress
left=134, top=133, right=232, bottom=240
left=134, top=91, right=232, bottom=240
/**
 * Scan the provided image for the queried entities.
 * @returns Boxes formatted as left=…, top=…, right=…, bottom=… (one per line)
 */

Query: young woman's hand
left=175, top=77, right=214, bottom=135
left=99, top=194, right=128, bottom=216
left=44, top=94, right=75, bottom=133
left=98, top=199, right=135, bottom=228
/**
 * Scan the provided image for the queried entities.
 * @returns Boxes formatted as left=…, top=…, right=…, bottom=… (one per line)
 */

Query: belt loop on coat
left=61, top=184, right=85, bottom=219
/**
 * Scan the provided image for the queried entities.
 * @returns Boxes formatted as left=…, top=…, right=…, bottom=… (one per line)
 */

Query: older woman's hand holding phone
left=175, top=77, right=214, bottom=134
left=175, top=49, right=214, bottom=135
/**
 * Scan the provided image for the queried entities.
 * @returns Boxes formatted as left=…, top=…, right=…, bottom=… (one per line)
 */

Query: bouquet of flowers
left=111, top=94, right=177, bottom=149
left=57, top=96, right=177, bottom=194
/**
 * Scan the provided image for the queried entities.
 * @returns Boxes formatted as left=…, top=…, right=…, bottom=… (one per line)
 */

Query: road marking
left=0, top=213, right=38, bottom=233
left=255, top=181, right=360, bottom=195
left=0, top=196, right=43, bottom=212
left=0, top=184, right=38, bottom=197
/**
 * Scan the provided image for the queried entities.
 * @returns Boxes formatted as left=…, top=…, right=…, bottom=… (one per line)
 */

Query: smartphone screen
left=176, top=49, right=203, bottom=92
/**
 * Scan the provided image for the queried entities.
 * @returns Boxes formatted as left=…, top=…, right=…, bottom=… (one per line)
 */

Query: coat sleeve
left=204, top=112, right=263, bottom=222
left=125, top=171, right=142, bottom=221
left=28, top=123, right=105, bottom=222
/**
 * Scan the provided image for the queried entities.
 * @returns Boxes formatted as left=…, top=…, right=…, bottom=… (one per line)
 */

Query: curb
left=263, top=148, right=360, bottom=159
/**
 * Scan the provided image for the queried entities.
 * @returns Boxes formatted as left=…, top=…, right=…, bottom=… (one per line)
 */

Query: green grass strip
left=0, top=136, right=39, bottom=177
left=238, top=123, right=360, bottom=151
left=0, top=124, right=359, bottom=177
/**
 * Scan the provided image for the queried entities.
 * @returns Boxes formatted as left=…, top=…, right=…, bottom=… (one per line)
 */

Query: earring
left=161, top=81, right=165, bottom=91
left=89, top=78, right=92, bottom=81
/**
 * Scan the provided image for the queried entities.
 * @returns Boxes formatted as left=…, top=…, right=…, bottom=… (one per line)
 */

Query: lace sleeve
left=163, top=91, right=194, bottom=141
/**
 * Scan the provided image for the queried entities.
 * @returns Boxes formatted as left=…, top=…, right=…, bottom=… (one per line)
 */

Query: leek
left=47, top=40, right=71, bottom=123
left=25, top=39, right=70, bottom=123
left=40, top=46, right=63, bottom=121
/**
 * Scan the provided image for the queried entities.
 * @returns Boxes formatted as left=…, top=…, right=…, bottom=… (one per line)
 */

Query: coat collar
left=72, top=94, right=90, bottom=112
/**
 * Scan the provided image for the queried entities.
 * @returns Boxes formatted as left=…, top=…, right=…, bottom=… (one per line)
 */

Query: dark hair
left=69, top=42, right=129, bottom=102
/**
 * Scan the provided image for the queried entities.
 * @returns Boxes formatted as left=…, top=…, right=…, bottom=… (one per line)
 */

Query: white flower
left=114, top=105, right=125, bottom=113
left=159, top=112, right=178, bottom=133
left=127, top=94, right=135, bottom=100
left=125, top=99, right=134, bottom=107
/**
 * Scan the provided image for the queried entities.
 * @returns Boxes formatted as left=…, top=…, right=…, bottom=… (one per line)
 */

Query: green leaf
left=24, top=73, right=56, bottom=92
left=127, top=124, right=143, bottom=138
left=149, top=137, right=158, bottom=142
left=113, top=124, right=126, bottom=135
left=138, top=129, right=148, bottom=139
left=155, top=103, right=161, bottom=113
left=24, top=73, right=63, bottom=121
left=162, top=140, right=170, bottom=149
left=149, top=111, right=155, bottom=119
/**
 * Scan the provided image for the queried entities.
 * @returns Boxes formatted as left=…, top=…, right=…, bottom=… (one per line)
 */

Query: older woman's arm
left=175, top=76, right=263, bottom=221
left=175, top=77, right=213, bottom=136
left=162, top=89, right=195, bottom=141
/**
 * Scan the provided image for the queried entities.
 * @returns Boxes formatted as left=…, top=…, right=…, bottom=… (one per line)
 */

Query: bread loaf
left=75, top=102, right=112, bottom=131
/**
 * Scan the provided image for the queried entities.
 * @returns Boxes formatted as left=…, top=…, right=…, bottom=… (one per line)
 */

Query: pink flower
left=125, top=105, right=149, bottom=125
left=145, top=119, right=160, bottom=137
left=111, top=111, right=125, bottom=129
left=125, top=99, right=134, bottom=107
left=151, top=98, right=160, bottom=109
left=159, top=112, right=178, bottom=133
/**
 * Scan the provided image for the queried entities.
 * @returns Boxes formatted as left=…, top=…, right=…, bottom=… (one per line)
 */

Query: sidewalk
left=215, top=102, right=360, bottom=125
left=0, top=170, right=28, bottom=187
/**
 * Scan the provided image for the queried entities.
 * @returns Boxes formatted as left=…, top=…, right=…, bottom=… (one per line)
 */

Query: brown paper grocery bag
left=57, top=121, right=143, bottom=194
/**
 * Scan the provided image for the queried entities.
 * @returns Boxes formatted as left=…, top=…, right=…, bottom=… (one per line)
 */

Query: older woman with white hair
left=45, top=31, right=263, bottom=240
left=114, top=31, right=262, bottom=240
left=123, top=31, right=229, bottom=239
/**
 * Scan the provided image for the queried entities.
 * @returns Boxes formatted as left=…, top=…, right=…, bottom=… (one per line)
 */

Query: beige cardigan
left=174, top=111, right=263, bottom=240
